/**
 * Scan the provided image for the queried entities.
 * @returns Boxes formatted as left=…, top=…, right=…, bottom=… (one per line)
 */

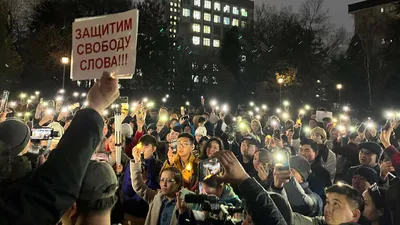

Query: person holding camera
left=161, top=133, right=199, bottom=190
left=270, top=155, right=323, bottom=217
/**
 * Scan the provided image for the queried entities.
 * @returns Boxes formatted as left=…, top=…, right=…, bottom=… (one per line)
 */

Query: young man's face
left=143, top=144, right=156, bottom=159
left=359, top=149, right=377, bottom=167
left=240, top=140, right=257, bottom=158
left=324, top=192, right=360, bottom=225
left=330, top=130, right=339, bottom=141
left=299, top=144, right=317, bottom=162
left=160, top=170, right=180, bottom=197
left=352, top=175, right=371, bottom=194
left=177, top=137, right=193, bottom=158
left=309, top=120, right=318, bottom=129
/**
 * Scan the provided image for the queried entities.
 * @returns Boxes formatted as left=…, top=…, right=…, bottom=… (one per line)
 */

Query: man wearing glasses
left=161, top=133, right=199, bottom=190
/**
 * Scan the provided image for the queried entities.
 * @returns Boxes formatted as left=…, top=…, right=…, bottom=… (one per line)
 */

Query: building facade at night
left=164, top=0, right=254, bottom=48
left=348, top=0, right=399, bottom=34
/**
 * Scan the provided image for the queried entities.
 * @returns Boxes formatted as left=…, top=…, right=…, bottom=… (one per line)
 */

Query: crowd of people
left=1, top=72, right=400, bottom=225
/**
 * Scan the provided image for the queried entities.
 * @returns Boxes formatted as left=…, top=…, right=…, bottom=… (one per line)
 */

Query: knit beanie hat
left=121, top=123, right=133, bottom=138
left=353, top=166, right=379, bottom=185
left=77, top=161, right=118, bottom=210
left=358, top=142, right=383, bottom=159
left=290, top=155, right=311, bottom=181
left=0, top=119, right=30, bottom=157
left=195, top=127, right=207, bottom=137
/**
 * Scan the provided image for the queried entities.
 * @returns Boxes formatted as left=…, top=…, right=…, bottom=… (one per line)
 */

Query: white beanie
left=121, top=123, right=133, bottom=138
left=195, top=127, right=207, bottom=137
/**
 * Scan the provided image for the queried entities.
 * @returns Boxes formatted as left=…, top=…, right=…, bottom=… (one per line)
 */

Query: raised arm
left=0, top=72, right=119, bottom=225
left=215, top=151, right=287, bottom=225
left=130, top=146, right=158, bottom=204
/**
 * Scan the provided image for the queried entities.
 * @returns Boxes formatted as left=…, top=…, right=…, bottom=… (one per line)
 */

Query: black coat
left=239, top=178, right=287, bottom=225
left=0, top=108, right=103, bottom=224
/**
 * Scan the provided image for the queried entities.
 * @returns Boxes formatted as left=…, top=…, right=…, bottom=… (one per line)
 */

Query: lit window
left=223, top=5, right=230, bottom=13
left=203, top=38, right=210, bottom=46
left=241, top=8, right=248, bottom=17
left=223, top=17, right=230, bottom=25
left=213, top=39, right=220, bottom=47
left=194, top=0, right=201, bottom=7
left=214, top=2, right=221, bottom=11
left=193, top=36, right=200, bottom=45
left=193, top=10, right=201, bottom=20
left=174, top=16, right=177, bottom=20
left=170, top=7, right=173, bottom=12
left=204, top=13, right=211, bottom=21
left=174, top=3, right=177, bottom=7
left=214, top=15, right=220, bottom=23
left=173, top=29, right=176, bottom=33
left=192, top=23, right=201, bottom=32
left=183, top=8, right=190, bottom=17
left=204, top=25, right=211, bottom=34
left=233, top=7, right=239, bottom=15
left=381, top=7, right=384, bottom=13
left=174, top=8, right=177, bottom=12
left=170, top=15, right=173, bottom=19
left=170, top=2, right=174, bottom=6
left=241, top=21, right=246, bottom=28
left=204, top=0, right=211, bottom=9
left=232, top=19, right=239, bottom=26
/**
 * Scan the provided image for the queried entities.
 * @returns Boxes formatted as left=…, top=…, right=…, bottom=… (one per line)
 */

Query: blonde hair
left=311, top=127, right=327, bottom=141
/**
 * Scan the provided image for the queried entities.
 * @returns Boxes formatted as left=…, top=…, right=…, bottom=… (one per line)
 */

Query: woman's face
left=109, top=135, right=115, bottom=152
left=170, top=120, right=178, bottom=129
left=253, top=151, right=260, bottom=169
left=362, top=190, right=382, bottom=223
left=207, top=141, right=220, bottom=158
left=195, top=134, right=202, bottom=143
left=251, top=121, right=260, bottom=133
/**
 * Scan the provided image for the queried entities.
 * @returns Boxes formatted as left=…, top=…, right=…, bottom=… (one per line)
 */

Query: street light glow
left=61, top=57, right=70, bottom=64
left=73, top=92, right=79, bottom=97
left=262, top=104, right=267, bottom=110
left=336, top=84, right=343, bottom=90
left=35, top=91, right=40, bottom=95
left=278, top=78, right=284, bottom=84
left=81, top=93, right=87, bottom=97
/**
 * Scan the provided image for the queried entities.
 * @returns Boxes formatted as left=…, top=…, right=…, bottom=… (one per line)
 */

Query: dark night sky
left=254, top=0, right=360, bottom=32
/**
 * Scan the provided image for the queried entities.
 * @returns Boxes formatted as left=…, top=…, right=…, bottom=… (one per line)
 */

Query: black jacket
left=239, top=178, right=287, bottom=225
left=0, top=108, right=103, bottom=225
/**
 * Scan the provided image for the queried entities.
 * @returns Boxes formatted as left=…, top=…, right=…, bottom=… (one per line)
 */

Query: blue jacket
left=122, top=157, right=160, bottom=217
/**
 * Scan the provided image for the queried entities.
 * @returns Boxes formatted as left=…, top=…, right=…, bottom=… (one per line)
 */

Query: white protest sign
left=71, top=9, right=139, bottom=80
left=316, top=111, right=333, bottom=122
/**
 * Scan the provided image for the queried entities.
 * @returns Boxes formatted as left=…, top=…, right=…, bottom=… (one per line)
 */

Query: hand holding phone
left=273, top=164, right=291, bottom=188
